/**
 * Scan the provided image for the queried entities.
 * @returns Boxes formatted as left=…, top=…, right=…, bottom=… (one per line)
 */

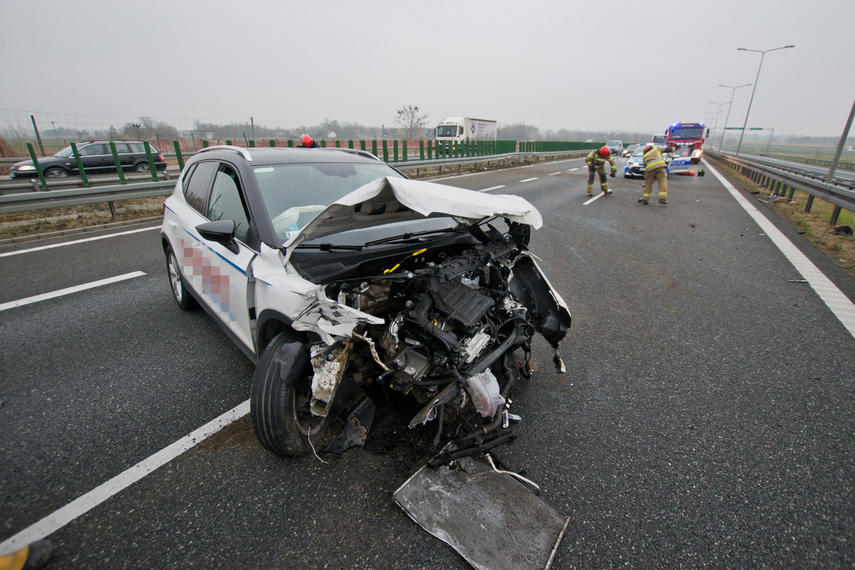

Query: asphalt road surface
left=1, top=157, right=853, bottom=568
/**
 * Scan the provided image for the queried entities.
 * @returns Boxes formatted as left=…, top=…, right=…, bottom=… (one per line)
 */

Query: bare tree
left=395, top=105, right=429, bottom=140
left=121, top=117, right=179, bottom=140
left=498, top=123, right=540, bottom=141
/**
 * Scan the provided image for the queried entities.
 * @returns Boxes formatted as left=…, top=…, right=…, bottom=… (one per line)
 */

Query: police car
left=666, top=146, right=694, bottom=175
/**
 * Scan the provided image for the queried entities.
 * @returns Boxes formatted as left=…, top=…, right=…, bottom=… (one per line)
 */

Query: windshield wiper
left=295, top=243, right=364, bottom=251
left=362, top=226, right=466, bottom=247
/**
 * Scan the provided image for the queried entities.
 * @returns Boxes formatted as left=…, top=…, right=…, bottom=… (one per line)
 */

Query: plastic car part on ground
left=395, top=452, right=570, bottom=570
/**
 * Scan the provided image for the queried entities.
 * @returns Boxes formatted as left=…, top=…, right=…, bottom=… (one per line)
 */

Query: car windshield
left=253, top=161, right=406, bottom=242
left=632, top=146, right=645, bottom=157
left=671, top=126, right=705, bottom=140
left=53, top=146, right=74, bottom=158
left=607, top=140, right=621, bottom=147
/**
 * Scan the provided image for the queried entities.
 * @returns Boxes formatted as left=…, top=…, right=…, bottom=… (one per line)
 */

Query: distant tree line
left=3, top=114, right=852, bottom=146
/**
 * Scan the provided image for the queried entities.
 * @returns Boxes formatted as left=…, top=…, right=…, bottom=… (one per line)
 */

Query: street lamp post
left=735, top=45, right=794, bottom=156
left=703, top=112, right=717, bottom=147
left=708, top=102, right=727, bottom=150
left=718, top=83, right=752, bottom=151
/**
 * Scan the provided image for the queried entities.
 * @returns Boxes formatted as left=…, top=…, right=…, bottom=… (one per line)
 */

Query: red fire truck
left=665, top=122, right=708, bottom=163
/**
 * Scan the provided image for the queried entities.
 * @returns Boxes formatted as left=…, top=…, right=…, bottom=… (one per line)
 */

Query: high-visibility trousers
left=643, top=167, right=667, bottom=199
left=587, top=166, right=609, bottom=193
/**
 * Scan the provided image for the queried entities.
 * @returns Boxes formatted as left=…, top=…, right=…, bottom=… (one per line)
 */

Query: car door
left=112, top=142, right=135, bottom=171
left=77, top=143, right=112, bottom=174
left=165, top=160, right=256, bottom=355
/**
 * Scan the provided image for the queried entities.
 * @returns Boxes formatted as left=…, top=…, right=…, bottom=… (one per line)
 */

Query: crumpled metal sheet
left=394, top=456, right=570, bottom=570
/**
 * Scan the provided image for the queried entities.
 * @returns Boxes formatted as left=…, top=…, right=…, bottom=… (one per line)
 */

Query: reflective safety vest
left=643, top=147, right=667, bottom=171
left=586, top=150, right=616, bottom=170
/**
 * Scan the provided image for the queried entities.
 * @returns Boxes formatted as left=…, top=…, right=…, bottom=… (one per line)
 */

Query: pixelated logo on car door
left=182, top=238, right=237, bottom=321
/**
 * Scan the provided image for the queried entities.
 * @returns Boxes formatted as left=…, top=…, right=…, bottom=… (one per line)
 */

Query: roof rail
left=321, top=147, right=383, bottom=162
left=197, top=145, right=253, bottom=162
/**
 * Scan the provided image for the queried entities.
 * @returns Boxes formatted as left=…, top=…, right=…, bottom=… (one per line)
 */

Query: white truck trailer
left=435, top=117, right=498, bottom=142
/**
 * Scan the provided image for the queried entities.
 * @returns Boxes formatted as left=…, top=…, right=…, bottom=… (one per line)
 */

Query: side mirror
left=196, top=219, right=239, bottom=254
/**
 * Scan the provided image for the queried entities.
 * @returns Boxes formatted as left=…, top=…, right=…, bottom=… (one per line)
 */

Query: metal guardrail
left=743, top=156, right=855, bottom=191
left=0, top=149, right=595, bottom=215
left=390, top=149, right=592, bottom=174
left=0, top=180, right=175, bottom=214
left=760, top=154, right=855, bottom=171
left=706, top=151, right=855, bottom=225
left=0, top=170, right=177, bottom=194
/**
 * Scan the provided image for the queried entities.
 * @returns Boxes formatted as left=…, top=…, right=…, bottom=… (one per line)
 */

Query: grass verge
left=0, top=197, right=164, bottom=241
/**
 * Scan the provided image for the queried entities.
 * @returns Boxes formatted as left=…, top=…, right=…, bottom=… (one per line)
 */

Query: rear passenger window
left=208, top=165, right=250, bottom=244
left=113, top=143, right=132, bottom=154
left=183, top=161, right=218, bottom=214
left=79, top=143, right=108, bottom=156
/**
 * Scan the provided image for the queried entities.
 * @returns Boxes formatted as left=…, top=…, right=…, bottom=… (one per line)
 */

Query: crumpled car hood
left=283, top=176, right=543, bottom=247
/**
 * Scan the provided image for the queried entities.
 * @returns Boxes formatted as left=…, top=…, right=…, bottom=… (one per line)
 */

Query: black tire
left=251, top=330, right=325, bottom=457
left=134, top=162, right=150, bottom=173
left=166, top=246, right=198, bottom=310
left=44, top=167, right=69, bottom=178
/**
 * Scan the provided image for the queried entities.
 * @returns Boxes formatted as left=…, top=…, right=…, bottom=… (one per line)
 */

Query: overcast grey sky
left=2, top=0, right=853, bottom=137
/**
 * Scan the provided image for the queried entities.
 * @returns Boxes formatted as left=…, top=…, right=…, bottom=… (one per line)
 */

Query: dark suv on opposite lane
left=10, top=140, right=167, bottom=179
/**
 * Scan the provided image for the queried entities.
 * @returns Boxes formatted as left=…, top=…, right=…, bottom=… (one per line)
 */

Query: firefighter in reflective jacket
left=585, top=146, right=617, bottom=196
left=639, top=145, right=671, bottom=204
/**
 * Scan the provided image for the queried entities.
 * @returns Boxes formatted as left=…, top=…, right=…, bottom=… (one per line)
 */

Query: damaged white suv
left=161, top=146, right=571, bottom=461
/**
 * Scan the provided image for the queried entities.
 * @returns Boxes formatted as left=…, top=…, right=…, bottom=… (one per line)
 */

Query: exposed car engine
left=306, top=219, right=570, bottom=462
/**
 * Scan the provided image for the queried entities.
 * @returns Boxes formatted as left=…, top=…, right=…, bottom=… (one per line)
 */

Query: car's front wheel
left=44, top=167, right=69, bottom=178
left=251, top=330, right=326, bottom=457
left=166, top=246, right=197, bottom=310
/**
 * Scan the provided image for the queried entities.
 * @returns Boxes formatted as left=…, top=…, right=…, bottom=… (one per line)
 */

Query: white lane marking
left=0, top=271, right=147, bottom=312
left=584, top=192, right=604, bottom=205
left=705, top=160, right=855, bottom=338
left=520, top=177, right=538, bottom=183
left=480, top=185, right=506, bottom=192
left=0, top=400, right=251, bottom=555
left=0, top=226, right=160, bottom=258
left=428, top=158, right=585, bottom=182
left=568, top=168, right=580, bottom=172
left=549, top=172, right=562, bottom=176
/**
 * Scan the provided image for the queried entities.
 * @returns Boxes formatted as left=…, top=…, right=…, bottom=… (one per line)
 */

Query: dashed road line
left=479, top=185, right=506, bottom=192
left=0, top=271, right=147, bottom=312
left=520, top=177, right=538, bottom=183
left=583, top=192, right=604, bottom=205
left=0, top=226, right=160, bottom=258
left=0, top=400, right=251, bottom=555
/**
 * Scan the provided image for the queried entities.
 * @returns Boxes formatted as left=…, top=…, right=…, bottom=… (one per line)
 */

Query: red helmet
left=301, top=135, right=314, bottom=147
left=644, top=145, right=653, bottom=154
left=599, top=146, right=610, bottom=157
